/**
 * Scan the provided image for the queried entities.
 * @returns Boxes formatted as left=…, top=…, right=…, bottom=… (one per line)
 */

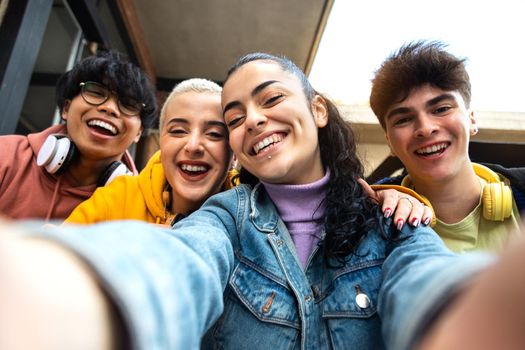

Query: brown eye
left=207, top=131, right=225, bottom=139
left=80, top=81, right=108, bottom=104
left=118, top=99, right=142, bottom=116
left=227, top=115, right=244, bottom=128
left=86, top=89, right=105, bottom=98
left=393, top=116, right=412, bottom=126
left=169, top=128, right=186, bottom=135
left=264, top=94, right=283, bottom=106
left=434, top=106, right=452, bottom=114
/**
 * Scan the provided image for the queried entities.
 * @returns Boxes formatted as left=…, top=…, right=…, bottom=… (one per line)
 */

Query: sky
left=309, top=0, right=525, bottom=112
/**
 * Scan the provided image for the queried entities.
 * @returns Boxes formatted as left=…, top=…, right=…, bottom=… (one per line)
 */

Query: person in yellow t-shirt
left=66, top=78, right=237, bottom=226
left=369, top=40, right=523, bottom=253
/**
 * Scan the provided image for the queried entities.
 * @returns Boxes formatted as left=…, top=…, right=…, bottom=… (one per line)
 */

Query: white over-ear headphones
left=37, top=134, right=132, bottom=186
left=99, top=161, right=132, bottom=187
left=37, top=135, right=75, bottom=175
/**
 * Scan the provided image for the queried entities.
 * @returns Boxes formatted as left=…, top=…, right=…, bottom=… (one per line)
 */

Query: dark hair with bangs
left=369, top=40, right=471, bottom=129
left=55, top=50, right=158, bottom=129
left=226, top=52, right=380, bottom=262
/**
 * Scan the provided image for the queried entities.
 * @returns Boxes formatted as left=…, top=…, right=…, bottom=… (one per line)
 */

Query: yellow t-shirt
left=374, top=170, right=522, bottom=253
left=436, top=194, right=522, bottom=253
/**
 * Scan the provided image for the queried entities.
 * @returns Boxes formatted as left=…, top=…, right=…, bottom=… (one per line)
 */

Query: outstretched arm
left=0, top=223, right=117, bottom=350
left=418, top=235, right=525, bottom=350
left=0, top=205, right=236, bottom=350
left=379, top=222, right=495, bottom=350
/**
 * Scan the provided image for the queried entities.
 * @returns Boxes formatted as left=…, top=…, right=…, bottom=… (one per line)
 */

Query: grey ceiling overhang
left=133, top=0, right=333, bottom=88
left=73, top=0, right=334, bottom=90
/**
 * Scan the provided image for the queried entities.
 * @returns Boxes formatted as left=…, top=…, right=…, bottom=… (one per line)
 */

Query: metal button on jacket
left=355, top=293, right=371, bottom=309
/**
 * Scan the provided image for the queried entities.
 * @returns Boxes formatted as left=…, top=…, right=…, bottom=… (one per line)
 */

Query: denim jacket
left=40, top=183, right=493, bottom=350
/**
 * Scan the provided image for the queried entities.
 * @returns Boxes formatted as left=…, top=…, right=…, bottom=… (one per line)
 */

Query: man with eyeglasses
left=0, top=50, right=158, bottom=222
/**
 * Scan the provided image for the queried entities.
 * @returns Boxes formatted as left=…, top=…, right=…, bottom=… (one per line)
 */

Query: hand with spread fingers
left=358, top=178, right=434, bottom=230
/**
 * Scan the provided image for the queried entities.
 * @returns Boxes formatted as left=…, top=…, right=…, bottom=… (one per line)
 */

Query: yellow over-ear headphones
left=473, top=163, right=513, bottom=221
left=396, top=163, right=512, bottom=222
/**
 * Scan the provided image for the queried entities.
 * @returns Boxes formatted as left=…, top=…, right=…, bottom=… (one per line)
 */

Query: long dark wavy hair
left=225, top=53, right=381, bottom=262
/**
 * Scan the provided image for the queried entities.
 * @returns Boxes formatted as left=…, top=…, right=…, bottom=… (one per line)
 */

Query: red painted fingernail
left=411, top=218, right=420, bottom=227
left=423, top=217, right=431, bottom=226
left=383, top=208, right=392, bottom=218
left=396, top=219, right=404, bottom=230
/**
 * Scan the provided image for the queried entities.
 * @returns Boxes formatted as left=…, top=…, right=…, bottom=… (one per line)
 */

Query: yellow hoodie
left=65, top=151, right=238, bottom=225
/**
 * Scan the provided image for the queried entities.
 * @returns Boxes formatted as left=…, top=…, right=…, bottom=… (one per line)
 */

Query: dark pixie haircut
left=55, top=50, right=158, bottom=129
left=225, top=53, right=380, bottom=262
left=370, top=40, right=471, bottom=129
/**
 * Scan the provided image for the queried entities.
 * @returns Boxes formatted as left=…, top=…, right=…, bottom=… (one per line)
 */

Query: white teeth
left=88, top=120, right=117, bottom=135
left=417, top=143, right=447, bottom=155
left=181, top=164, right=207, bottom=172
left=253, top=134, right=283, bottom=154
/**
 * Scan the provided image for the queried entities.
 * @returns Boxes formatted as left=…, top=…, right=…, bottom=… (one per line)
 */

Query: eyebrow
left=426, top=93, right=456, bottom=107
left=165, top=118, right=188, bottom=126
left=386, top=93, right=457, bottom=119
left=222, top=80, right=279, bottom=116
left=166, top=117, right=226, bottom=128
left=207, top=120, right=227, bottom=129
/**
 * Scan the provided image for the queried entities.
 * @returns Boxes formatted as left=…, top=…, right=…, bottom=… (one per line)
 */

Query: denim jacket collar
left=249, top=183, right=281, bottom=233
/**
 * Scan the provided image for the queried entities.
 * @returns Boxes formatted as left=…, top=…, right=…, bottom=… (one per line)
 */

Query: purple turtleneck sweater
left=262, top=170, right=329, bottom=269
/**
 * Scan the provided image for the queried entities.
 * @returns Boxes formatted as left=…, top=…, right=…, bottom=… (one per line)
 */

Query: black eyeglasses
left=79, top=81, right=145, bottom=116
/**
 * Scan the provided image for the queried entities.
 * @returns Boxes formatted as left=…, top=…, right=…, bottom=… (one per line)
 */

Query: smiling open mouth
left=253, top=134, right=284, bottom=155
left=88, top=119, right=117, bottom=136
left=415, top=142, right=449, bottom=156
left=180, top=163, right=209, bottom=175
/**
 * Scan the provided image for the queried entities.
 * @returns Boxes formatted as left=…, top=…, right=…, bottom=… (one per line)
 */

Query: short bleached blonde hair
left=159, top=78, right=222, bottom=129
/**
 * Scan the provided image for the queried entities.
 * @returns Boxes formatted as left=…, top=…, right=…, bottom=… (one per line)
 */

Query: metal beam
left=304, top=0, right=334, bottom=75
left=105, top=0, right=138, bottom=63
left=107, top=0, right=162, bottom=170
left=65, top=0, right=111, bottom=49
left=0, top=0, right=53, bottom=135
left=107, top=0, right=156, bottom=84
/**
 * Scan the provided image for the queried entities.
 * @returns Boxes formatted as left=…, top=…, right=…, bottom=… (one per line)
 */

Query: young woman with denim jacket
left=0, top=53, right=496, bottom=350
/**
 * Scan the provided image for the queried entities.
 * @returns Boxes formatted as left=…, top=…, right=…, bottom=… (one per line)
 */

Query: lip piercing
left=268, top=156, right=271, bottom=159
